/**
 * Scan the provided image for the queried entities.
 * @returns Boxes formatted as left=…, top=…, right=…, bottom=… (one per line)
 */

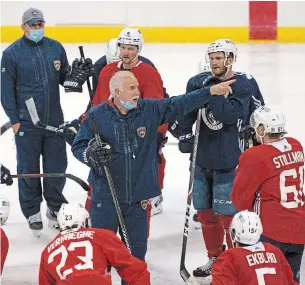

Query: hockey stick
left=25, top=97, right=60, bottom=132
left=9, top=173, right=89, bottom=192
left=79, top=46, right=94, bottom=111
left=180, top=109, right=202, bottom=285
left=89, top=112, right=132, bottom=253
left=0, top=121, right=12, bottom=135
left=25, top=97, right=78, bottom=137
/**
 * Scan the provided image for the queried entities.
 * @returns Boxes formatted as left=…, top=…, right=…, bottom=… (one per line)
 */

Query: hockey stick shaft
left=180, top=109, right=202, bottom=285
left=79, top=46, right=94, bottom=108
left=89, top=113, right=132, bottom=253
left=9, top=173, right=89, bottom=192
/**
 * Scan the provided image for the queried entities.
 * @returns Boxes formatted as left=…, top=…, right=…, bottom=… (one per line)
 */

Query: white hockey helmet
left=57, top=203, right=90, bottom=232
left=106, top=38, right=120, bottom=64
left=0, top=196, right=10, bottom=225
left=250, top=106, right=286, bottom=135
left=230, top=211, right=263, bottom=246
left=117, top=27, right=144, bottom=53
left=206, top=39, right=237, bottom=65
left=198, top=59, right=211, bottom=73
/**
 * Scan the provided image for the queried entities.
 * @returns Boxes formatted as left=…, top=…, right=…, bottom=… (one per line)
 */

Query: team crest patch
left=53, top=60, right=61, bottom=71
left=137, top=127, right=146, bottom=138
left=141, top=200, right=148, bottom=210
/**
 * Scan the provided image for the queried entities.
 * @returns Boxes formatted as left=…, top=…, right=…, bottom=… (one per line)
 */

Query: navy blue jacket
left=179, top=72, right=253, bottom=170
left=93, top=55, right=169, bottom=98
left=72, top=87, right=215, bottom=203
left=1, top=36, right=69, bottom=126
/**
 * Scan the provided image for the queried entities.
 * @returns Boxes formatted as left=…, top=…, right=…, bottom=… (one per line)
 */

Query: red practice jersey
left=212, top=242, right=298, bottom=285
left=1, top=227, right=9, bottom=274
left=39, top=228, right=150, bottom=285
left=93, top=60, right=167, bottom=135
left=231, top=137, right=305, bottom=244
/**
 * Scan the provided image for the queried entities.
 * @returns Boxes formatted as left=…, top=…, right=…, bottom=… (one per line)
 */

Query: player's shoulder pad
left=234, top=71, right=258, bottom=84
left=139, top=61, right=157, bottom=71
left=100, top=61, right=118, bottom=74
left=187, top=71, right=214, bottom=92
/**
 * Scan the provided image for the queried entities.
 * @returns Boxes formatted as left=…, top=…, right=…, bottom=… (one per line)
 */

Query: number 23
left=48, top=241, right=93, bottom=279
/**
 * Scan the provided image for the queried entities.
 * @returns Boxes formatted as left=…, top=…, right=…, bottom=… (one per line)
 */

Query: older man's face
left=119, top=76, right=140, bottom=108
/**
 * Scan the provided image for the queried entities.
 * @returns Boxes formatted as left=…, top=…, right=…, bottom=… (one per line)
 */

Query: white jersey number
left=255, top=267, right=276, bottom=285
left=47, top=240, right=93, bottom=280
left=280, top=165, right=304, bottom=209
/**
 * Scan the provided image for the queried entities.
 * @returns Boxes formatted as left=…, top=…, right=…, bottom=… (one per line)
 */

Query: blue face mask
left=120, top=99, right=135, bottom=110
left=29, top=29, right=44, bottom=43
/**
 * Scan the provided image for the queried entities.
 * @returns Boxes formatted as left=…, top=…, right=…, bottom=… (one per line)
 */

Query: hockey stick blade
left=9, top=173, right=89, bottom=192
left=25, top=96, right=61, bottom=132
left=180, top=271, right=200, bottom=285
left=25, top=97, right=40, bottom=125
left=0, top=121, right=12, bottom=135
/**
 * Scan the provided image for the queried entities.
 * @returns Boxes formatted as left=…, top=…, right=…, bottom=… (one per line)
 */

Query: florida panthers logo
left=202, top=107, right=223, bottom=130
left=137, top=127, right=146, bottom=138
left=53, top=60, right=61, bottom=71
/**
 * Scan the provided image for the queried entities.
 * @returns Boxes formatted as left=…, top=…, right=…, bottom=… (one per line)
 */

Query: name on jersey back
left=48, top=230, right=95, bottom=253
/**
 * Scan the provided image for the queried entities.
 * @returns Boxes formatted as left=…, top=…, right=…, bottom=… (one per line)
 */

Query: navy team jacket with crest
left=72, top=88, right=215, bottom=203
left=179, top=72, right=254, bottom=170
left=1, top=36, right=69, bottom=126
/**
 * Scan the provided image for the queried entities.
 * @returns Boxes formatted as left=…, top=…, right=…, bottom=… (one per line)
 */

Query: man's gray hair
left=109, top=70, right=137, bottom=97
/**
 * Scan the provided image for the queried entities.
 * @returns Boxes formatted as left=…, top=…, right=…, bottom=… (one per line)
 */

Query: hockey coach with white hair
left=71, top=70, right=235, bottom=284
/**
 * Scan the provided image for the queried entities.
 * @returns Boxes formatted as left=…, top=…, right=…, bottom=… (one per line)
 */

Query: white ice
left=0, top=43, right=304, bottom=285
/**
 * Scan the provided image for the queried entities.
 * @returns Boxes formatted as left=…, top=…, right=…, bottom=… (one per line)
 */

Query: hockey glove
left=1, top=165, right=13, bottom=186
left=84, top=139, right=112, bottom=173
left=63, top=58, right=94, bottom=93
left=178, top=133, right=194, bottom=153
left=58, top=119, right=81, bottom=146
left=168, top=121, right=181, bottom=139
left=157, top=132, right=168, bottom=164
left=239, top=125, right=255, bottom=142
left=239, top=125, right=261, bottom=148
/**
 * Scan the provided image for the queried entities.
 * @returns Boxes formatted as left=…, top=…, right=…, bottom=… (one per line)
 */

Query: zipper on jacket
left=36, top=45, right=49, bottom=124
left=122, top=120, right=132, bottom=203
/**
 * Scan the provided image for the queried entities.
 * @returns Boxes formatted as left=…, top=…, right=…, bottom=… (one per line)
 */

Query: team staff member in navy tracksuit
left=72, top=70, right=235, bottom=285
left=1, top=8, right=91, bottom=234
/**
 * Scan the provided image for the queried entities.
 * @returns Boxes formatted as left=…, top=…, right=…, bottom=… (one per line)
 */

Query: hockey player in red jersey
left=0, top=195, right=10, bottom=275
left=39, top=203, right=150, bottom=285
left=212, top=210, right=299, bottom=285
left=91, top=27, right=167, bottom=217
left=231, top=106, right=305, bottom=283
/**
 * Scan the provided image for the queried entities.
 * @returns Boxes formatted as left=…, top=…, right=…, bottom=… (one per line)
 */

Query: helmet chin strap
left=255, top=129, right=266, bottom=144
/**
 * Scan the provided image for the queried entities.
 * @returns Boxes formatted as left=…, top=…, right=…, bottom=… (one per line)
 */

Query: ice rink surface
left=0, top=43, right=305, bottom=284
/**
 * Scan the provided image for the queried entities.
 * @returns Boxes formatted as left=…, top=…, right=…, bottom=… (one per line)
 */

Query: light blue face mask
left=29, top=29, right=44, bottom=43
left=120, top=99, right=136, bottom=110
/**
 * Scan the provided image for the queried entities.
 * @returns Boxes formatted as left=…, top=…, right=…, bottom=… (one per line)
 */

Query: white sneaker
left=150, top=194, right=163, bottom=216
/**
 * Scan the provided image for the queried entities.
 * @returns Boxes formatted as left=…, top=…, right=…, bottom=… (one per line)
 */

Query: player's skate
left=193, top=257, right=216, bottom=283
left=28, top=212, right=43, bottom=238
left=46, top=208, right=59, bottom=231
left=150, top=194, right=163, bottom=216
